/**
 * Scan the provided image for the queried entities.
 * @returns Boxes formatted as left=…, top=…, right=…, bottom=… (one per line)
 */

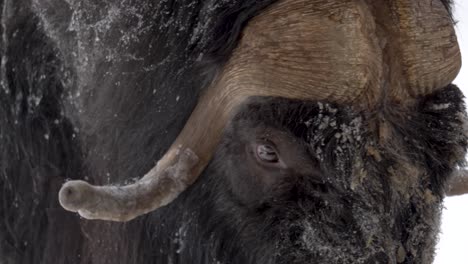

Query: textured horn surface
left=221, top=0, right=461, bottom=107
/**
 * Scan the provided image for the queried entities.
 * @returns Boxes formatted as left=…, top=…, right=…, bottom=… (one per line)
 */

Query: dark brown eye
left=256, top=144, right=279, bottom=163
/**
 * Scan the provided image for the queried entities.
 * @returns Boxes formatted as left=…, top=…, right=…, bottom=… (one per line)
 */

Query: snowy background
left=434, top=1, right=468, bottom=263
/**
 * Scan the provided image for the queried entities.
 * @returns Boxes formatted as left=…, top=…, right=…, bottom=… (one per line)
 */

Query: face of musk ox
left=1, top=0, right=466, bottom=264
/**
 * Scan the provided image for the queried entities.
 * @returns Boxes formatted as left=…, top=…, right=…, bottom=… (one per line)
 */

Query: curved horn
left=58, top=83, right=248, bottom=221
left=58, top=0, right=462, bottom=221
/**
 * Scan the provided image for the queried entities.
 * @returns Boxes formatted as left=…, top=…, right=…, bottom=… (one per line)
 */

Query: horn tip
left=58, top=180, right=93, bottom=212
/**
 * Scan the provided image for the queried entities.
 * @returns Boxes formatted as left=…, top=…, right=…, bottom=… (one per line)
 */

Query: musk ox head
left=56, top=0, right=466, bottom=262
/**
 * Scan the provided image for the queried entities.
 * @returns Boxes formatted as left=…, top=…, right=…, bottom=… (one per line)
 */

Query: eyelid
left=257, top=136, right=280, bottom=151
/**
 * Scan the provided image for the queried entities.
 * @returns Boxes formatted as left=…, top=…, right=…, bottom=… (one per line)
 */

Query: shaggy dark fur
left=141, top=86, right=466, bottom=264
left=0, top=0, right=464, bottom=264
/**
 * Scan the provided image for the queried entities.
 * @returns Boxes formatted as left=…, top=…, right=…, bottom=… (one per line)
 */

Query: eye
left=256, top=143, right=279, bottom=163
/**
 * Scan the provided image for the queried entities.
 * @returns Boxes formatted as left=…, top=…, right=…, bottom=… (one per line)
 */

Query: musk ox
left=1, top=0, right=467, bottom=263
